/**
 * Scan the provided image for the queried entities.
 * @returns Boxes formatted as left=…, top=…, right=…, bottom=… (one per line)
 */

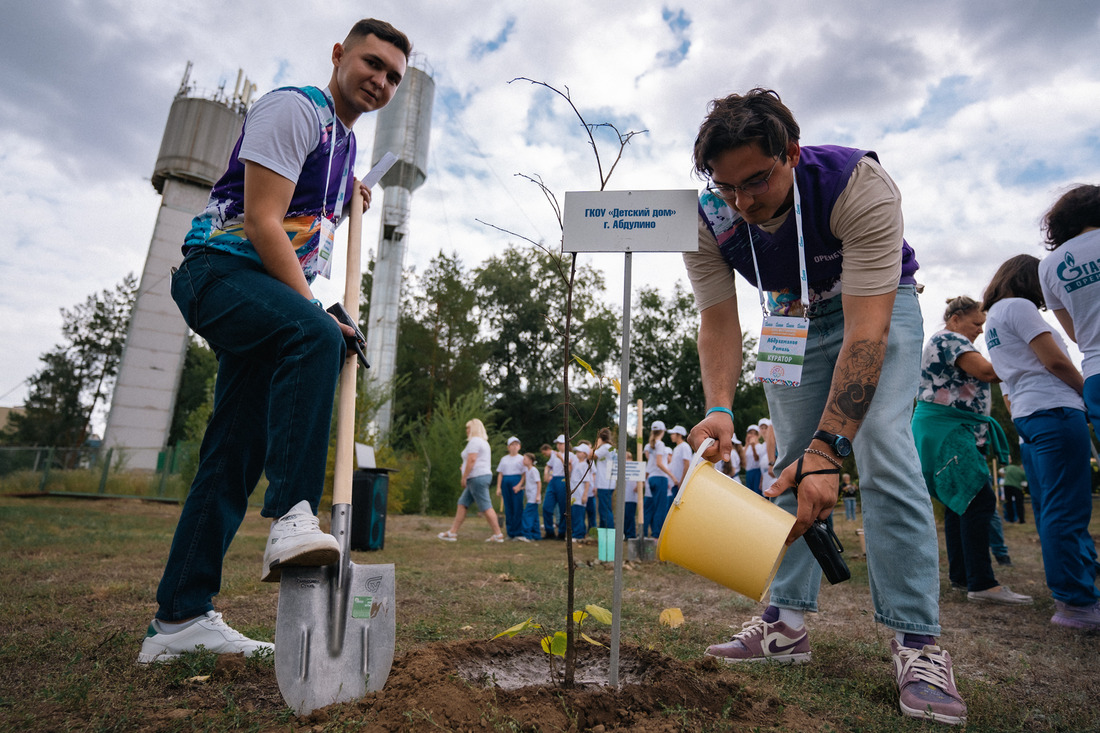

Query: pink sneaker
left=891, top=640, right=967, bottom=725
left=704, top=616, right=810, bottom=664
left=1051, top=600, right=1100, bottom=630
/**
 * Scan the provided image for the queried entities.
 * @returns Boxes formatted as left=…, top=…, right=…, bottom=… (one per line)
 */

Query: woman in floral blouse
left=912, top=296, right=1031, bottom=606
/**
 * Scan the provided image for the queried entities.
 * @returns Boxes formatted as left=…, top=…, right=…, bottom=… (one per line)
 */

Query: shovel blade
left=275, top=562, right=395, bottom=715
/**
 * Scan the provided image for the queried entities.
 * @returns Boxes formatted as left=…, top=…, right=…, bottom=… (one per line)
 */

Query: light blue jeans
left=764, top=286, right=941, bottom=636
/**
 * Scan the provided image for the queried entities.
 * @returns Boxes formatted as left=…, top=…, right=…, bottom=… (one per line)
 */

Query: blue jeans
left=1085, top=374, right=1100, bottom=428
left=623, top=501, right=638, bottom=539
left=571, top=504, right=587, bottom=538
left=944, top=481, right=998, bottom=592
left=500, top=474, right=524, bottom=537
left=542, top=477, right=567, bottom=537
left=522, top=502, right=541, bottom=540
left=649, top=476, right=671, bottom=536
left=744, top=468, right=762, bottom=495
left=1014, top=407, right=1099, bottom=606
left=843, top=497, right=857, bottom=520
left=988, top=508, right=1009, bottom=558
left=764, top=286, right=941, bottom=635
left=157, top=249, right=345, bottom=621
left=597, top=488, right=615, bottom=528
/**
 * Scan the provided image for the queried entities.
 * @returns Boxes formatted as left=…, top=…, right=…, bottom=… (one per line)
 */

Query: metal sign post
left=562, top=189, right=696, bottom=686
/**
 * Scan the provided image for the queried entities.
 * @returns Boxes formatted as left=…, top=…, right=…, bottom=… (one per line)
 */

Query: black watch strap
left=813, top=430, right=851, bottom=458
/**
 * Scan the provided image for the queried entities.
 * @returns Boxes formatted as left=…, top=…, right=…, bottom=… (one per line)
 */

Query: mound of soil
left=302, top=636, right=798, bottom=732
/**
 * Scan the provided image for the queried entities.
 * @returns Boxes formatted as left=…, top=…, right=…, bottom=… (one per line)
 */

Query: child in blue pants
left=521, top=453, right=542, bottom=541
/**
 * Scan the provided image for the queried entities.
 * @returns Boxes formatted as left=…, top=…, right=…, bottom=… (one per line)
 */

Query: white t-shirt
left=546, top=452, right=565, bottom=478
left=1040, top=229, right=1100, bottom=379
left=524, top=466, right=541, bottom=503
left=985, top=298, right=1085, bottom=419
left=592, top=443, right=615, bottom=489
left=239, top=88, right=349, bottom=185
left=743, top=442, right=766, bottom=471
left=460, top=437, right=492, bottom=478
left=669, top=441, right=692, bottom=485
left=726, top=449, right=742, bottom=477
left=570, top=460, right=591, bottom=504
left=496, top=453, right=525, bottom=476
left=644, top=440, right=669, bottom=479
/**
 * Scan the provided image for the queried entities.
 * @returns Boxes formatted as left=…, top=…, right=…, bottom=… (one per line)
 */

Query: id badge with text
left=315, top=217, right=338, bottom=279
left=755, top=315, right=809, bottom=386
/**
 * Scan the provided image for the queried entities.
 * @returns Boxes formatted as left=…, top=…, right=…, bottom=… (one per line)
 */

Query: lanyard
left=746, top=175, right=810, bottom=316
left=319, top=91, right=350, bottom=222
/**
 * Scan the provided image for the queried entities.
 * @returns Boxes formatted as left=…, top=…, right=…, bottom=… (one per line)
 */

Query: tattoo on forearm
left=830, top=338, right=885, bottom=423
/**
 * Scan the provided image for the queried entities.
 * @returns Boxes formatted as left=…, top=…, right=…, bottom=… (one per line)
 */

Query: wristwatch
left=813, top=430, right=852, bottom=459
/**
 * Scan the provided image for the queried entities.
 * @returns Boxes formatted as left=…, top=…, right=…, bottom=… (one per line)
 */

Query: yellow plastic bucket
left=657, top=439, right=796, bottom=601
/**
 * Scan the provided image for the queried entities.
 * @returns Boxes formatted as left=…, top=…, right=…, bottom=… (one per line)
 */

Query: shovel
left=276, top=181, right=396, bottom=716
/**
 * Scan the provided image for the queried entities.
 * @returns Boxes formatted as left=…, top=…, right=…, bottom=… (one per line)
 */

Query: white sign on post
left=609, top=460, right=646, bottom=484
left=563, top=190, right=698, bottom=252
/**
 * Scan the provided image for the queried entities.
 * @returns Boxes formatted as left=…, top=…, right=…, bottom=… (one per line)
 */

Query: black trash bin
left=350, top=468, right=393, bottom=551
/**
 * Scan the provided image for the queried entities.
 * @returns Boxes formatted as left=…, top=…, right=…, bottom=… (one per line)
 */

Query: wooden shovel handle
left=332, top=181, right=363, bottom=506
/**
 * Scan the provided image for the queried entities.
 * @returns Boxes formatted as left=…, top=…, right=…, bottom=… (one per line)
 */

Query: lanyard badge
left=750, top=177, right=811, bottom=387
left=314, top=101, right=350, bottom=281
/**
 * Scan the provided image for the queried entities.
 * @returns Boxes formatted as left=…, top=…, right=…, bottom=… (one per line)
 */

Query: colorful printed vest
left=698, top=145, right=918, bottom=316
left=183, top=86, right=356, bottom=284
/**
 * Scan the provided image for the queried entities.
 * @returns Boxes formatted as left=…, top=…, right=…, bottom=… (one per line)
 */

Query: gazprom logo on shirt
left=985, top=328, right=1001, bottom=350
left=1056, top=252, right=1100, bottom=292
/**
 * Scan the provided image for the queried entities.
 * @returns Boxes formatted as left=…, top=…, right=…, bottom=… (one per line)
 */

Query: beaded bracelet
left=803, top=448, right=843, bottom=470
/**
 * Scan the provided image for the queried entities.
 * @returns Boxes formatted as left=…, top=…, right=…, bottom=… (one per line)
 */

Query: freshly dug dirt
left=304, top=636, right=807, bottom=732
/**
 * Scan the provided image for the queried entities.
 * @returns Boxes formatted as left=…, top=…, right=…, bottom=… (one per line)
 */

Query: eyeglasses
left=707, top=158, right=779, bottom=199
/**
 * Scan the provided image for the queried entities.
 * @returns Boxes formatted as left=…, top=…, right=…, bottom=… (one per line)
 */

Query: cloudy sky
left=3, top=0, right=1099, bottom=413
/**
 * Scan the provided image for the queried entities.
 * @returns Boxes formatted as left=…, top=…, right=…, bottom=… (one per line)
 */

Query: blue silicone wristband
left=705, top=407, right=735, bottom=422
left=309, top=298, right=323, bottom=308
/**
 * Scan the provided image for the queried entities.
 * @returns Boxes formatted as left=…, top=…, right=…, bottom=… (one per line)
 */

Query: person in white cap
left=643, top=421, right=677, bottom=537
left=495, top=437, right=526, bottom=540
left=540, top=435, right=574, bottom=539
left=592, top=427, right=617, bottom=529
left=668, top=425, right=693, bottom=497
left=570, top=443, right=594, bottom=540
left=742, top=424, right=764, bottom=495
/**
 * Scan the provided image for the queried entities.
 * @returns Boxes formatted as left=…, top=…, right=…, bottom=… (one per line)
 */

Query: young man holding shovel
left=684, top=89, right=967, bottom=725
left=138, top=18, right=410, bottom=665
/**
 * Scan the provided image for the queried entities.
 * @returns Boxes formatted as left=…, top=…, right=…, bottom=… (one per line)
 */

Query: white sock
left=156, top=617, right=201, bottom=634
left=777, top=608, right=805, bottom=629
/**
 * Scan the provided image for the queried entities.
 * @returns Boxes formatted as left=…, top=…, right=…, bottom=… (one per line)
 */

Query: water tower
left=364, top=64, right=434, bottom=435
left=102, top=64, right=252, bottom=470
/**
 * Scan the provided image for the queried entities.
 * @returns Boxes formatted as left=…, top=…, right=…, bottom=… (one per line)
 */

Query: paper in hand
left=362, top=152, right=398, bottom=189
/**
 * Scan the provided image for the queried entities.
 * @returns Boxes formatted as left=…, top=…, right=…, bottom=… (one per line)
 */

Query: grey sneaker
left=261, top=500, right=340, bottom=582
left=891, top=640, right=966, bottom=725
left=137, top=611, right=273, bottom=665
left=704, top=617, right=810, bottom=664
left=967, top=585, right=1032, bottom=605
left=1051, top=600, right=1100, bottom=630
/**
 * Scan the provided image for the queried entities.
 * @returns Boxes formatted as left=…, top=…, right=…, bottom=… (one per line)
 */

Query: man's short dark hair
left=693, top=88, right=800, bottom=178
left=345, top=18, right=412, bottom=59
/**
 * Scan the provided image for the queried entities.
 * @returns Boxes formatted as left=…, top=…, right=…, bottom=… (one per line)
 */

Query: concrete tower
left=365, top=65, right=434, bottom=435
left=102, top=64, right=251, bottom=470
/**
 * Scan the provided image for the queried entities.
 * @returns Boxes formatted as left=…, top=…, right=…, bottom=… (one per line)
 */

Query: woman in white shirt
left=643, top=420, right=676, bottom=537
left=438, top=419, right=505, bottom=543
left=1038, top=184, right=1100, bottom=427
left=983, top=255, right=1098, bottom=629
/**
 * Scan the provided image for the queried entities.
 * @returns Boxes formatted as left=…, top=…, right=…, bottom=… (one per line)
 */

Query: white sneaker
left=137, top=611, right=273, bottom=665
left=261, top=500, right=340, bottom=582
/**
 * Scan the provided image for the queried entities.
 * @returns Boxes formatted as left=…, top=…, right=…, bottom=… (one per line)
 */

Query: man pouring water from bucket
left=682, top=89, right=967, bottom=726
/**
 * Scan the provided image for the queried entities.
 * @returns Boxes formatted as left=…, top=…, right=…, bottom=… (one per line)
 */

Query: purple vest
left=183, top=86, right=356, bottom=269
left=698, top=145, right=918, bottom=310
